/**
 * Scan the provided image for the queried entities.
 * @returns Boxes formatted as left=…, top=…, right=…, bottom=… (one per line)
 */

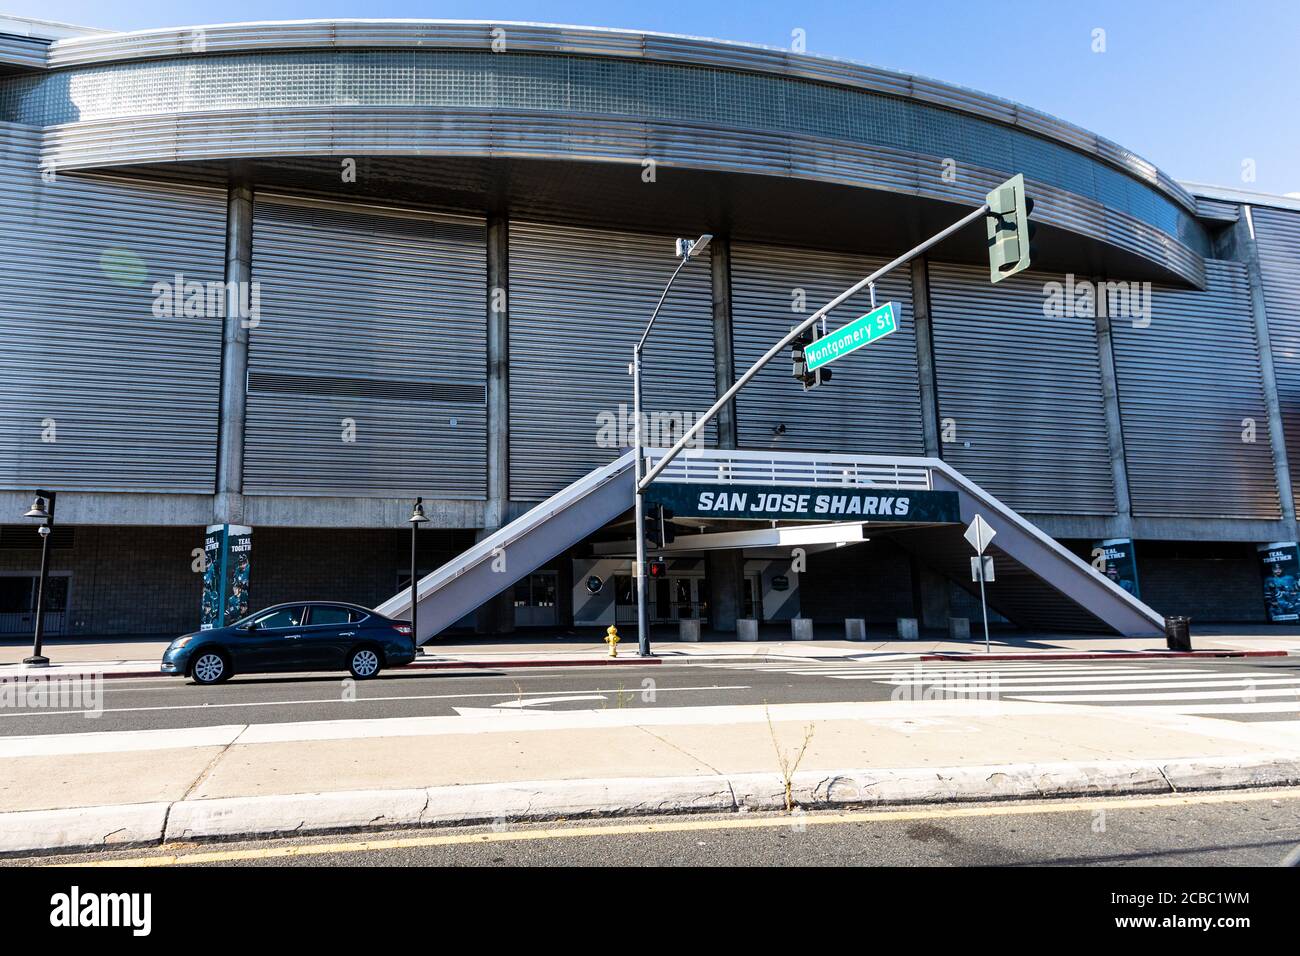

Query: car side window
left=307, top=606, right=352, bottom=626
left=251, top=607, right=305, bottom=630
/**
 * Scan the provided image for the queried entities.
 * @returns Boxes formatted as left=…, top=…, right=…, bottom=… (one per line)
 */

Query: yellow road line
left=56, top=787, right=1300, bottom=868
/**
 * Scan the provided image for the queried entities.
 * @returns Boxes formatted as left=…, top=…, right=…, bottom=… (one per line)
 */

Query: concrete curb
left=0, top=801, right=170, bottom=856
left=5, top=754, right=1300, bottom=857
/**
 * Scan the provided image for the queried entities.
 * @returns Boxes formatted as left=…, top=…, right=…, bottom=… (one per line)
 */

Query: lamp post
left=633, top=234, right=712, bottom=657
left=22, top=490, right=56, bottom=666
left=408, top=497, right=428, bottom=656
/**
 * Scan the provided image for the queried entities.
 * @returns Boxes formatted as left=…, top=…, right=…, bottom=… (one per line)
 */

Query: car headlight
left=171, top=635, right=196, bottom=650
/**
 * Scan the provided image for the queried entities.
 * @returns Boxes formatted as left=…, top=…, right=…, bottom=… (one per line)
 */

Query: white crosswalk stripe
left=717, top=657, right=1300, bottom=719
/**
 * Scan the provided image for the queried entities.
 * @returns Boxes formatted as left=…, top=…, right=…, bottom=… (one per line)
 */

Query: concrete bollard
left=845, top=619, right=867, bottom=642
left=949, top=617, right=971, bottom=640
left=679, top=619, right=702, bottom=642
left=897, top=617, right=919, bottom=640
left=791, top=618, right=814, bottom=641
left=737, top=618, right=759, bottom=642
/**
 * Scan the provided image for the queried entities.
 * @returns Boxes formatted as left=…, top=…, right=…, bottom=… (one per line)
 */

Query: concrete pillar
left=477, top=215, right=516, bottom=635
left=1234, top=210, right=1298, bottom=537
left=484, top=215, right=510, bottom=527
left=711, top=236, right=738, bottom=451
left=1093, top=289, right=1135, bottom=537
left=914, top=558, right=951, bottom=631
left=708, top=550, right=745, bottom=633
left=910, top=257, right=942, bottom=458
left=214, top=171, right=253, bottom=525
left=908, top=260, right=951, bottom=626
left=707, top=237, right=744, bottom=634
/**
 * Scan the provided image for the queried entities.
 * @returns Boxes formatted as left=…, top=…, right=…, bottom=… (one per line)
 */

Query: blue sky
left=9, top=0, right=1298, bottom=194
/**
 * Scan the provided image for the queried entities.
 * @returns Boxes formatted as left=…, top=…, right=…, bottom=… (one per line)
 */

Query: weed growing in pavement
left=764, top=703, right=816, bottom=813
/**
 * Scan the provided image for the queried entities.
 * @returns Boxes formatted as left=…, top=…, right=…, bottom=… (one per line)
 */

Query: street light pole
left=633, top=235, right=712, bottom=658
left=22, top=490, right=56, bottom=666
left=408, top=497, right=428, bottom=656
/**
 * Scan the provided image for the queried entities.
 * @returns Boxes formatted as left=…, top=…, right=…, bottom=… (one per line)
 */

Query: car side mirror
left=243, top=621, right=260, bottom=632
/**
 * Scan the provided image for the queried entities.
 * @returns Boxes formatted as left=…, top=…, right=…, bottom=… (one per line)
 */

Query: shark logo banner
left=1258, top=541, right=1300, bottom=623
left=644, top=483, right=960, bottom=523
left=201, top=524, right=253, bottom=629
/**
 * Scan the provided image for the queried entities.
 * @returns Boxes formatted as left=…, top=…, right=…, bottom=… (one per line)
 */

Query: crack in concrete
left=1156, top=764, right=1179, bottom=793
left=633, top=724, right=724, bottom=775
left=177, top=724, right=248, bottom=803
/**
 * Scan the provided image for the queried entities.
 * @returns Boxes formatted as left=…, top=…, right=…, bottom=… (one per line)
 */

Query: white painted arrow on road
left=494, top=695, right=608, bottom=709
left=452, top=695, right=609, bottom=717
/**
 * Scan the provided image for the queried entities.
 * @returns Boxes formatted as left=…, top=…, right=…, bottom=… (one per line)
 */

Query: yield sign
left=964, top=514, right=996, bottom=555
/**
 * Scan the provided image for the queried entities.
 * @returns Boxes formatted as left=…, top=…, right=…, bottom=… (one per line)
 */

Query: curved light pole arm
left=640, top=202, right=990, bottom=489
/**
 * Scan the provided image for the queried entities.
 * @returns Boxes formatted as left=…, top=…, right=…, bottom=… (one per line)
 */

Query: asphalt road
left=22, top=788, right=1300, bottom=867
left=4, top=656, right=1299, bottom=735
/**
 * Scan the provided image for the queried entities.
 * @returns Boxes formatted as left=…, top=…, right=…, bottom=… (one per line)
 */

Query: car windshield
left=232, top=606, right=304, bottom=629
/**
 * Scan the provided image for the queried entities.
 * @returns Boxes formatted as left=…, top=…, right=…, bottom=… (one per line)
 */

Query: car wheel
left=192, top=651, right=230, bottom=685
left=348, top=646, right=382, bottom=680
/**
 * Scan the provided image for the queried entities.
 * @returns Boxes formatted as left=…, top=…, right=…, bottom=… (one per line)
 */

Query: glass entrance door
left=0, top=573, right=70, bottom=635
left=742, top=573, right=763, bottom=622
left=513, top=571, right=559, bottom=628
left=652, top=574, right=708, bottom=622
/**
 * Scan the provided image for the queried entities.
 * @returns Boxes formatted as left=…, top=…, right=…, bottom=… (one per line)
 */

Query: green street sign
left=803, top=302, right=898, bottom=371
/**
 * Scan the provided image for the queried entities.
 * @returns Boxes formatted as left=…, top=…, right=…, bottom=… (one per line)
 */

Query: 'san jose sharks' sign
left=644, top=482, right=960, bottom=523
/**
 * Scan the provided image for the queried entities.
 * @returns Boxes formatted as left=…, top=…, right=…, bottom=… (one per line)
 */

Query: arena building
left=2, top=16, right=1299, bottom=640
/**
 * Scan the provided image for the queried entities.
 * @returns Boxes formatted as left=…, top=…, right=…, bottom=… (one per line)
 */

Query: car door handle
left=340, top=631, right=355, bottom=637
left=286, top=634, right=302, bottom=640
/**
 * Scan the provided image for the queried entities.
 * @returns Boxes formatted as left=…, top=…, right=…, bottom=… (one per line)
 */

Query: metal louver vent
left=248, top=372, right=485, bottom=405
left=0, top=526, right=75, bottom=549
left=243, top=195, right=488, bottom=498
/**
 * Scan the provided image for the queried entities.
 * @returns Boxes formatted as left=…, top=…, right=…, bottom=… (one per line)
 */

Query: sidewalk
left=3, top=696, right=1299, bottom=854
left=2, top=626, right=1299, bottom=679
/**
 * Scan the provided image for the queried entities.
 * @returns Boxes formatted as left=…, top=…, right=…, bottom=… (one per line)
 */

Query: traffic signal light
left=791, top=328, right=832, bottom=391
left=647, top=560, right=667, bottom=579
left=643, top=505, right=676, bottom=548
left=985, top=173, right=1036, bottom=283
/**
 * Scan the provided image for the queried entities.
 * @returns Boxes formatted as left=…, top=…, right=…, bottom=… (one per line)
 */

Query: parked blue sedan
left=161, top=602, right=417, bottom=684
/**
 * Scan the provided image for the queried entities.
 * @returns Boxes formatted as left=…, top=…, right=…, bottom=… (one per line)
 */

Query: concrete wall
left=799, top=538, right=915, bottom=624
left=1135, top=542, right=1267, bottom=623
left=0, top=526, right=477, bottom=637
left=0, top=526, right=197, bottom=636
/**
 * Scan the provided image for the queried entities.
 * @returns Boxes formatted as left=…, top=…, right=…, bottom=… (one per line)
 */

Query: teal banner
left=1258, top=541, right=1300, bottom=623
left=201, top=524, right=252, bottom=629
left=1092, top=538, right=1141, bottom=599
left=644, top=482, right=960, bottom=523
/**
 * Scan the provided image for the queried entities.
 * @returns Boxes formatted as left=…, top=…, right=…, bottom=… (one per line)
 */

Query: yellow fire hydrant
left=604, top=625, right=621, bottom=658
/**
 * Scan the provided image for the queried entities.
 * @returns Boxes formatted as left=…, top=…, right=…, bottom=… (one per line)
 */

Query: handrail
left=375, top=450, right=635, bottom=615
left=645, top=448, right=933, bottom=491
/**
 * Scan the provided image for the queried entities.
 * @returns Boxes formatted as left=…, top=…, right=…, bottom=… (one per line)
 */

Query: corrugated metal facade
left=728, top=243, right=924, bottom=456
left=927, top=263, right=1115, bottom=515
left=245, top=195, right=487, bottom=498
left=1251, top=205, right=1300, bottom=515
left=0, top=122, right=226, bottom=492
left=509, top=221, right=716, bottom=500
left=1110, top=260, right=1279, bottom=518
